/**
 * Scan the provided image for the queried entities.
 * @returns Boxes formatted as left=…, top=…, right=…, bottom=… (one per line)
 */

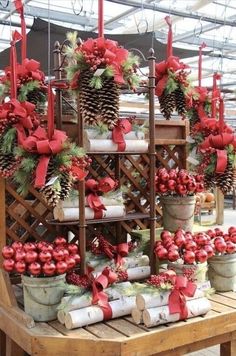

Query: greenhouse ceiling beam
left=107, top=0, right=236, bottom=27
left=2, top=0, right=32, bottom=20
left=91, top=0, right=157, bottom=31
left=0, top=3, right=121, bottom=29
left=0, top=19, right=31, bottom=28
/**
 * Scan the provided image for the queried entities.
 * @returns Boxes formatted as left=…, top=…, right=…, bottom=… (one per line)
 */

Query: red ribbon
left=112, top=119, right=132, bottom=151
left=198, top=42, right=206, bottom=87
left=168, top=275, right=197, bottom=320
left=95, top=235, right=129, bottom=266
left=85, top=177, right=117, bottom=214
left=165, top=16, right=173, bottom=58
left=91, top=267, right=117, bottom=320
left=22, top=126, right=67, bottom=187
left=10, top=31, right=22, bottom=99
left=14, top=0, right=26, bottom=62
left=200, top=131, right=235, bottom=173
left=211, top=72, right=221, bottom=118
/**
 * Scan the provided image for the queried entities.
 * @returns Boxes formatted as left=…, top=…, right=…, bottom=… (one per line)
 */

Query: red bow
left=94, top=235, right=129, bottom=266
left=85, top=177, right=117, bottom=216
left=112, top=119, right=132, bottom=151
left=91, top=267, right=117, bottom=320
left=22, top=126, right=67, bottom=187
left=200, top=133, right=235, bottom=173
left=168, top=275, right=197, bottom=320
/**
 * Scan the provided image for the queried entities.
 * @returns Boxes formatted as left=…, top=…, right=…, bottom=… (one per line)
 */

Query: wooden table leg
left=5, top=335, right=25, bottom=356
left=0, top=330, right=6, bottom=356
left=220, top=340, right=236, bottom=356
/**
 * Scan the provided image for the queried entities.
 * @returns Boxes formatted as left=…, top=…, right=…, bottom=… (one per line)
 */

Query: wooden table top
left=1, top=286, right=236, bottom=356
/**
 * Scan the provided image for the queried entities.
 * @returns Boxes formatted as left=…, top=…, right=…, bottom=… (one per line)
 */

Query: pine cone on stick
left=41, top=184, right=61, bottom=208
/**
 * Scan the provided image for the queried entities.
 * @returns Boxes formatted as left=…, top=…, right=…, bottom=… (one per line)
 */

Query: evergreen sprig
left=18, top=80, right=40, bottom=102
left=1, top=128, right=17, bottom=154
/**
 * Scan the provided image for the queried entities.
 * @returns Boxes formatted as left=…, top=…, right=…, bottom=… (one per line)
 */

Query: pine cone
left=0, top=153, right=19, bottom=178
left=158, top=91, right=175, bottom=120
left=79, top=70, right=100, bottom=126
left=233, top=166, right=236, bottom=188
left=174, top=85, right=186, bottom=118
left=215, top=162, right=234, bottom=194
left=26, top=88, right=46, bottom=114
left=99, top=77, right=120, bottom=129
left=40, top=184, right=61, bottom=207
left=204, top=173, right=216, bottom=190
left=59, top=172, right=73, bottom=200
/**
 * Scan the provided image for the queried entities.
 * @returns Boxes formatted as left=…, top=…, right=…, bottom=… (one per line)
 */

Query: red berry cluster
left=66, top=272, right=91, bottom=288
left=117, top=269, right=128, bottom=282
left=146, top=273, right=174, bottom=288
left=60, top=155, right=92, bottom=176
left=175, top=70, right=189, bottom=87
left=81, top=41, right=109, bottom=71
left=207, top=226, right=236, bottom=255
left=155, top=229, right=214, bottom=265
left=155, top=168, right=204, bottom=196
left=2, top=237, right=80, bottom=277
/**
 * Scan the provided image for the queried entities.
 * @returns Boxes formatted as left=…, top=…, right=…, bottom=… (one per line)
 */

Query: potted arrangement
left=207, top=226, right=236, bottom=291
left=2, top=237, right=80, bottom=321
left=154, top=228, right=214, bottom=283
left=155, top=168, right=204, bottom=232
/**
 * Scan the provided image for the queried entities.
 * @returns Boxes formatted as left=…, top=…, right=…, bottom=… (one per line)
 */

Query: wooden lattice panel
left=5, top=183, right=56, bottom=244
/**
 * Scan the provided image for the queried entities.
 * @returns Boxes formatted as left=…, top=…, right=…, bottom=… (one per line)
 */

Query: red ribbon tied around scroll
left=112, top=119, right=132, bottom=151
left=22, top=126, right=67, bottom=188
left=168, top=275, right=197, bottom=320
left=91, top=267, right=118, bottom=320
left=94, top=235, right=129, bottom=266
left=200, top=133, right=236, bottom=173
left=85, top=177, right=117, bottom=218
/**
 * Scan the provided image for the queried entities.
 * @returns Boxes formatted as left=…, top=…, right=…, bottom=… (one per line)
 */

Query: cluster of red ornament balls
left=155, top=168, right=205, bottom=195
left=155, top=226, right=236, bottom=265
left=2, top=237, right=80, bottom=277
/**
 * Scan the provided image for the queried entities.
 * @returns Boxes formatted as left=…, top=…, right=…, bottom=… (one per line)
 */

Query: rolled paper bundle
left=64, top=296, right=136, bottom=329
left=85, top=139, right=148, bottom=153
left=126, top=266, right=151, bottom=281
left=53, top=205, right=126, bottom=222
left=131, top=308, right=143, bottom=325
left=85, top=129, right=145, bottom=140
left=88, top=255, right=150, bottom=272
left=92, top=266, right=150, bottom=282
left=142, top=297, right=211, bottom=328
left=136, top=288, right=205, bottom=311
left=57, top=196, right=123, bottom=209
left=57, top=281, right=133, bottom=324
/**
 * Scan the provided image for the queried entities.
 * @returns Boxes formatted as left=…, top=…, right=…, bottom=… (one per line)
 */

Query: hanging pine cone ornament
left=1, top=59, right=47, bottom=112
left=159, top=91, right=176, bottom=120
left=204, top=172, right=215, bottom=190
left=65, top=33, right=140, bottom=130
left=233, top=165, right=236, bottom=188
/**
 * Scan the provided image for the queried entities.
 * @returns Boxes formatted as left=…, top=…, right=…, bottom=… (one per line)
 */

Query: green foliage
left=165, top=76, right=178, bottom=94
left=18, top=80, right=40, bottom=102
left=122, top=53, right=140, bottom=72
left=95, top=122, right=109, bottom=135
left=103, top=66, right=114, bottom=77
left=89, top=76, right=103, bottom=89
left=205, top=154, right=217, bottom=175
left=1, top=128, right=16, bottom=154
left=227, top=144, right=236, bottom=166
left=20, top=157, right=37, bottom=173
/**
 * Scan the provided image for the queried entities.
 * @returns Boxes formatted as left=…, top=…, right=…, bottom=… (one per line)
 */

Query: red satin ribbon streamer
left=95, top=235, right=129, bottom=266
left=168, top=275, right=196, bottom=320
left=10, top=31, right=22, bottom=99
left=112, top=119, right=132, bottom=151
left=211, top=72, right=221, bottom=118
left=165, top=16, right=173, bottom=58
left=219, top=98, right=224, bottom=133
left=98, top=0, right=104, bottom=38
left=198, top=42, right=206, bottom=87
left=14, top=0, right=26, bottom=62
